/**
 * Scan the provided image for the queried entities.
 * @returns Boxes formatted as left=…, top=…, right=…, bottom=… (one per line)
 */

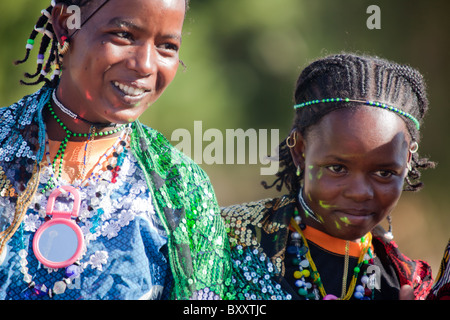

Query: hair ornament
left=41, top=9, right=52, bottom=20
left=34, top=25, right=54, bottom=39
left=26, top=39, right=35, bottom=50
left=294, top=98, right=420, bottom=130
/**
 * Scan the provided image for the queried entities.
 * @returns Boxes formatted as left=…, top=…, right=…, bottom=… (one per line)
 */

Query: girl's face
left=292, top=107, right=412, bottom=241
left=54, top=0, right=185, bottom=125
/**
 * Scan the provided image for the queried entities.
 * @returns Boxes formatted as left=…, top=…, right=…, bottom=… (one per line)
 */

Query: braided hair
left=14, top=0, right=190, bottom=87
left=263, top=53, right=435, bottom=196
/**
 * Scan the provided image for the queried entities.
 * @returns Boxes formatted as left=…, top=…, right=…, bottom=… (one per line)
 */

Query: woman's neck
left=44, top=99, right=123, bottom=142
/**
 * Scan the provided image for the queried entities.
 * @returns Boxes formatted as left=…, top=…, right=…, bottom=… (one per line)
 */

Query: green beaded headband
left=294, top=98, right=420, bottom=130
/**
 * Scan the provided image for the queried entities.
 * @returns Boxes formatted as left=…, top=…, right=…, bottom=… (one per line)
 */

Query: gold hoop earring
left=58, top=36, right=70, bottom=56
left=286, top=133, right=297, bottom=148
left=409, top=141, right=419, bottom=154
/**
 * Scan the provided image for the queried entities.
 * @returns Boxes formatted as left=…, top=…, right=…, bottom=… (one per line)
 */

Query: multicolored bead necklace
left=289, top=210, right=377, bottom=300
left=20, top=133, right=131, bottom=298
left=45, top=98, right=127, bottom=191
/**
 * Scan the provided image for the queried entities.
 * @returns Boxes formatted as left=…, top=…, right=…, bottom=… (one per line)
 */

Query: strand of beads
left=288, top=213, right=320, bottom=300
left=21, top=135, right=131, bottom=299
left=45, top=101, right=126, bottom=192
left=42, top=124, right=131, bottom=193
left=353, top=247, right=376, bottom=300
left=289, top=212, right=375, bottom=300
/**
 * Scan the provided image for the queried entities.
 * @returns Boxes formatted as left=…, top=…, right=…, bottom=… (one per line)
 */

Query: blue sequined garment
left=0, top=86, right=234, bottom=300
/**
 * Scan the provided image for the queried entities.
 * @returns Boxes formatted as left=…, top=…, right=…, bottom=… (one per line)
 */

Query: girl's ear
left=51, top=3, right=73, bottom=44
left=406, top=141, right=418, bottom=171
left=288, top=129, right=306, bottom=169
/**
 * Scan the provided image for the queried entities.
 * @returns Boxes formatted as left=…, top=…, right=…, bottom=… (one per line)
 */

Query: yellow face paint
left=319, top=200, right=336, bottom=210
left=334, top=220, right=342, bottom=230
left=340, top=216, right=351, bottom=226
left=316, top=168, right=323, bottom=180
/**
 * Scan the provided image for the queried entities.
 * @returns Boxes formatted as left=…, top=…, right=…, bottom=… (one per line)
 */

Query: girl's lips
left=113, top=81, right=148, bottom=96
left=111, top=81, right=151, bottom=105
left=334, top=210, right=374, bottom=226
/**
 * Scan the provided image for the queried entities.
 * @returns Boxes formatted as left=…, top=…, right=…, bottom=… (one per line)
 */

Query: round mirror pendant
left=33, top=186, right=84, bottom=269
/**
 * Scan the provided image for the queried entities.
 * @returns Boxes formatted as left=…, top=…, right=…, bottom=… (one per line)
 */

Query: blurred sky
left=1, top=0, right=449, bottom=277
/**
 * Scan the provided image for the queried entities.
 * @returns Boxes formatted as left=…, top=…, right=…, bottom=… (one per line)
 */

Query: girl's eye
left=374, top=170, right=394, bottom=178
left=113, top=31, right=133, bottom=41
left=327, top=165, right=346, bottom=174
left=159, top=42, right=179, bottom=52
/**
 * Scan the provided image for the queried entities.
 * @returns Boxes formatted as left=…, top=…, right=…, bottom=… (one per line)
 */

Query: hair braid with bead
left=263, top=53, right=435, bottom=196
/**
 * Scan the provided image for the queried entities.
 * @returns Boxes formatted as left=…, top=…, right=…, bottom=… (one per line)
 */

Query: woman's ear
left=288, top=129, right=306, bottom=169
left=51, top=3, right=73, bottom=43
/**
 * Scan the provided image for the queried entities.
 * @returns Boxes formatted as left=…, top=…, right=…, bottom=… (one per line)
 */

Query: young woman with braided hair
left=222, top=53, right=434, bottom=300
left=0, top=0, right=234, bottom=300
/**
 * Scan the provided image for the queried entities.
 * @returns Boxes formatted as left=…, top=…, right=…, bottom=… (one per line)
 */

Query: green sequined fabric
left=0, top=85, right=235, bottom=300
left=131, top=121, right=234, bottom=300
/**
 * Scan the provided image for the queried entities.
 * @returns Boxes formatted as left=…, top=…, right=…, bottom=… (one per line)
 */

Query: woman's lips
left=334, top=209, right=374, bottom=226
left=111, top=81, right=151, bottom=105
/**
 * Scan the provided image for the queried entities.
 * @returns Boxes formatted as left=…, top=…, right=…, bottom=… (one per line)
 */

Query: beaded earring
left=296, top=165, right=302, bottom=177
left=385, top=214, right=394, bottom=240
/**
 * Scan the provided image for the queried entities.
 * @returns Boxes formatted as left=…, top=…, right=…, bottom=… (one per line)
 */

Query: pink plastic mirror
left=32, top=186, right=84, bottom=269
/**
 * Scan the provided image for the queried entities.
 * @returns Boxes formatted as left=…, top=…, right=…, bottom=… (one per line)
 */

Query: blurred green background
left=1, top=0, right=449, bottom=277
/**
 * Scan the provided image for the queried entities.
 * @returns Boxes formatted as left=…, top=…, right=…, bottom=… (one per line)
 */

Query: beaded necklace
left=290, top=216, right=374, bottom=300
left=45, top=98, right=127, bottom=191
left=43, top=124, right=131, bottom=191
left=291, top=188, right=378, bottom=300
left=19, top=129, right=132, bottom=298
left=52, top=90, right=115, bottom=128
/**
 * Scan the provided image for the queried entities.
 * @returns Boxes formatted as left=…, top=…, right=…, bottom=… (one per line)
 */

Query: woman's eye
left=374, top=170, right=394, bottom=178
left=113, top=31, right=133, bottom=41
left=327, top=165, right=346, bottom=174
left=160, top=43, right=179, bottom=52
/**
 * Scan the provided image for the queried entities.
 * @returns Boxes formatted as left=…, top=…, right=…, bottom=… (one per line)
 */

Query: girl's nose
left=342, top=174, right=374, bottom=202
left=128, top=42, right=156, bottom=76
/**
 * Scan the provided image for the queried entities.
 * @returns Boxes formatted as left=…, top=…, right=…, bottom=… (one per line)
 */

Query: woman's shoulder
left=372, top=226, right=433, bottom=299
left=137, top=123, right=210, bottom=179
left=221, top=195, right=295, bottom=253
left=221, top=195, right=296, bottom=216
left=0, top=86, right=51, bottom=129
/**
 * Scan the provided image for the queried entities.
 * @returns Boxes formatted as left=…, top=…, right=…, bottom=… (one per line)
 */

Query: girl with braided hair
left=0, top=0, right=234, bottom=300
left=222, top=53, right=434, bottom=300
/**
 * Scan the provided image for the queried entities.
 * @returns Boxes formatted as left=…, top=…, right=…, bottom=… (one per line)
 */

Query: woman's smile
left=53, top=0, right=185, bottom=125
left=111, top=80, right=152, bottom=106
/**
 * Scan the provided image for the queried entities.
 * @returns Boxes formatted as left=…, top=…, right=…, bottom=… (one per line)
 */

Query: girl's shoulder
left=372, top=226, right=433, bottom=300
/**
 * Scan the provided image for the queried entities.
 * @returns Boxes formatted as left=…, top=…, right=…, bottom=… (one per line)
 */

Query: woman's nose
left=342, top=174, right=374, bottom=202
left=128, top=43, right=156, bottom=76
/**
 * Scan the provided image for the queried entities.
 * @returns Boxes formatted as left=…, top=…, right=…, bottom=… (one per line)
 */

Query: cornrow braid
left=263, top=53, right=435, bottom=196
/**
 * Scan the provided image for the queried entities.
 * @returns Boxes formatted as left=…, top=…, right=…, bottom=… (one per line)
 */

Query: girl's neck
left=296, top=207, right=367, bottom=243
left=44, top=100, right=123, bottom=142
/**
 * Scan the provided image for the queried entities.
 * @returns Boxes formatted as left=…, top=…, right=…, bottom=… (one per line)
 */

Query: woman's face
left=292, top=107, right=412, bottom=241
left=55, top=0, right=185, bottom=124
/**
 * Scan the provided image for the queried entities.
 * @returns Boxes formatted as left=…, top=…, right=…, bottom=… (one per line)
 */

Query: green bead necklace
left=45, top=101, right=126, bottom=191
